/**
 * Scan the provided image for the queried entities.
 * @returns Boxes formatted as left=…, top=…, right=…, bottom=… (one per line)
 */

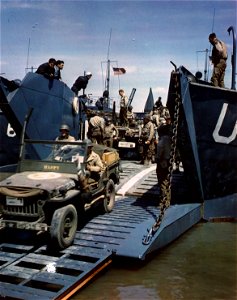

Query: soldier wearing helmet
left=150, top=97, right=170, bottom=129
left=78, top=139, right=105, bottom=192
left=139, top=114, right=155, bottom=166
left=71, top=71, right=92, bottom=95
left=127, top=105, right=136, bottom=126
left=56, top=124, right=76, bottom=141
left=103, top=117, right=118, bottom=148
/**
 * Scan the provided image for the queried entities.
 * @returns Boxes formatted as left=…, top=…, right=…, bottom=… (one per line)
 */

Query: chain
left=143, top=73, right=181, bottom=245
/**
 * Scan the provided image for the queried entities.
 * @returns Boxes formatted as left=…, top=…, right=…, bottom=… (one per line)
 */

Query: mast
left=196, top=49, right=209, bottom=81
left=105, top=29, right=112, bottom=96
left=227, top=26, right=236, bottom=90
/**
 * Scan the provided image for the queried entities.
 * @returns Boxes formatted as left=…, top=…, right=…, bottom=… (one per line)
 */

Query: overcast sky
left=1, top=0, right=236, bottom=111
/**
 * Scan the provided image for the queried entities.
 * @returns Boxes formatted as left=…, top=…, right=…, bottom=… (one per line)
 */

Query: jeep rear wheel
left=103, top=179, right=115, bottom=213
left=49, top=204, right=78, bottom=250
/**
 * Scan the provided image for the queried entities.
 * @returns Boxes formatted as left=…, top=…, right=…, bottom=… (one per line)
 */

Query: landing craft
left=166, top=26, right=237, bottom=219
left=0, top=73, right=81, bottom=178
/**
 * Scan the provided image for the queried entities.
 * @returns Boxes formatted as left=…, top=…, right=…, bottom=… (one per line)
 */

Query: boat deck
left=0, top=162, right=202, bottom=300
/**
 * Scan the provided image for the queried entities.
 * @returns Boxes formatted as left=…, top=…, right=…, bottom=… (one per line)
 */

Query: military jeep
left=0, top=139, right=120, bottom=250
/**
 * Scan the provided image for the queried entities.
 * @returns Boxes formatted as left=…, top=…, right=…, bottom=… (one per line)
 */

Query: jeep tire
left=49, top=204, right=78, bottom=250
left=103, top=179, right=115, bottom=213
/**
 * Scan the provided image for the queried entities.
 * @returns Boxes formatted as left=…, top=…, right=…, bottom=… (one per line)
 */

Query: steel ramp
left=76, top=197, right=202, bottom=260
left=0, top=242, right=112, bottom=300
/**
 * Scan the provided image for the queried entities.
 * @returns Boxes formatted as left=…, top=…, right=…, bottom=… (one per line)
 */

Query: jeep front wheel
left=103, top=179, right=115, bottom=213
left=49, top=204, right=78, bottom=250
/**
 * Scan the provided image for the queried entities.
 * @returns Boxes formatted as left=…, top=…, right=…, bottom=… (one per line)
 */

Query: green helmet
left=60, top=124, right=70, bottom=131
left=83, top=139, right=93, bottom=147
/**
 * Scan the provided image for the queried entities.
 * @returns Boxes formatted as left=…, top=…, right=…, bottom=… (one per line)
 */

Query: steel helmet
left=83, top=138, right=93, bottom=147
left=60, top=124, right=70, bottom=131
left=85, top=71, right=92, bottom=76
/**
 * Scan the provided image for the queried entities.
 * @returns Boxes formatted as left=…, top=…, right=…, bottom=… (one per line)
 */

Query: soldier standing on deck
left=150, top=97, right=170, bottom=132
left=103, top=117, right=118, bottom=148
left=87, top=111, right=105, bottom=145
left=209, top=33, right=228, bottom=87
left=156, top=117, right=172, bottom=198
left=119, top=89, right=129, bottom=126
left=139, top=114, right=155, bottom=166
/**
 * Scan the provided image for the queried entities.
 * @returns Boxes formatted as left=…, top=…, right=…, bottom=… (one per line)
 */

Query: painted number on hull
left=7, top=123, right=16, bottom=137
left=213, top=103, right=237, bottom=144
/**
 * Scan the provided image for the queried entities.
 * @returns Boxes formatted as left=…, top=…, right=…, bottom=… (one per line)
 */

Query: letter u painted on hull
left=213, top=103, right=237, bottom=144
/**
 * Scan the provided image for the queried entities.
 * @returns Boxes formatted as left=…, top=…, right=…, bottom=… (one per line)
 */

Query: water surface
left=72, top=222, right=237, bottom=300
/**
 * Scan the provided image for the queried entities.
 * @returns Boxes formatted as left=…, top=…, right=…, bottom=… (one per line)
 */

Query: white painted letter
left=213, top=103, right=237, bottom=144
left=7, top=123, right=16, bottom=137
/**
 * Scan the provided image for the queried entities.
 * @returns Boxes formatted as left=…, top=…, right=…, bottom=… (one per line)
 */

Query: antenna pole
left=26, top=37, right=31, bottom=73
left=211, top=8, right=215, bottom=32
left=227, top=26, right=236, bottom=90
left=105, top=29, right=112, bottom=96
left=204, top=48, right=208, bottom=81
left=207, top=8, right=216, bottom=81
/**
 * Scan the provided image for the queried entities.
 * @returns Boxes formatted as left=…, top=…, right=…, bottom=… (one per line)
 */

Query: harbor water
left=72, top=222, right=237, bottom=300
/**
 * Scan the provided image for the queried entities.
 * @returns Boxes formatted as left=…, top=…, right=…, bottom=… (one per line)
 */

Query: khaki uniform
left=156, top=124, right=172, bottom=199
left=78, top=150, right=105, bottom=191
left=119, top=95, right=128, bottom=126
left=103, top=123, right=118, bottom=148
left=56, top=135, right=75, bottom=142
left=88, top=115, right=104, bottom=144
left=140, top=120, right=155, bottom=165
left=210, top=39, right=228, bottom=87
left=150, top=106, right=170, bottom=128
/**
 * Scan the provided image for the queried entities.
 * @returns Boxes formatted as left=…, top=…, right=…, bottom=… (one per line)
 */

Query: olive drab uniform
left=149, top=105, right=170, bottom=162
left=78, top=148, right=105, bottom=193
left=119, top=90, right=129, bottom=126
left=139, top=116, right=155, bottom=166
left=103, top=122, right=118, bottom=148
left=210, top=38, right=228, bottom=87
left=150, top=106, right=170, bottom=131
left=127, top=106, right=135, bottom=126
left=87, top=115, right=105, bottom=145
left=156, top=123, right=172, bottom=199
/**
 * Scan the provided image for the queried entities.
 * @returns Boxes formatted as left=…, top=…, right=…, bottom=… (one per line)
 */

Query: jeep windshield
left=22, top=140, right=87, bottom=164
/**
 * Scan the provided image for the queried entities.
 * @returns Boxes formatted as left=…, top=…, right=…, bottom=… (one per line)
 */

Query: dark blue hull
left=167, top=66, right=237, bottom=213
left=0, top=73, right=80, bottom=172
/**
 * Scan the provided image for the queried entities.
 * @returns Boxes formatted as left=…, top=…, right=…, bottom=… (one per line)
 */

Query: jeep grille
left=2, top=198, right=44, bottom=218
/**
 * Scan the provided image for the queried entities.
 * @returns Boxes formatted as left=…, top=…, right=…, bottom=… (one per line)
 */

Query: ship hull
left=167, top=66, right=237, bottom=218
left=0, top=73, right=80, bottom=174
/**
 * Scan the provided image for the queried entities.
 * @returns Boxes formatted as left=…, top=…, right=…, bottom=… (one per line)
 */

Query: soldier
left=103, top=117, right=118, bottom=148
left=54, top=60, right=64, bottom=80
left=78, top=139, right=105, bottom=192
left=127, top=105, right=135, bottom=126
left=150, top=97, right=170, bottom=130
left=119, top=89, right=128, bottom=126
left=209, top=33, right=228, bottom=87
left=139, top=114, right=155, bottom=166
left=156, top=118, right=172, bottom=198
left=71, top=72, right=92, bottom=95
left=87, top=111, right=105, bottom=144
left=56, top=124, right=75, bottom=141
left=35, top=58, right=56, bottom=79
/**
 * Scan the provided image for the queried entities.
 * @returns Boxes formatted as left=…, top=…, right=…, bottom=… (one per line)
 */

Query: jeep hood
left=0, top=171, right=76, bottom=196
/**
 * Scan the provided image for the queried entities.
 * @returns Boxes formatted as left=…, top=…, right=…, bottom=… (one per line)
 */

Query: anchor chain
left=143, top=73, right=181, bottom=245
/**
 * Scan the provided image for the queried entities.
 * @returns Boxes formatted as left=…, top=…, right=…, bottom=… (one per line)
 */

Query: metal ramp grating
left=0, top=242, right=112, bottom=300
left=75, top=197, right=160, bottom=258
